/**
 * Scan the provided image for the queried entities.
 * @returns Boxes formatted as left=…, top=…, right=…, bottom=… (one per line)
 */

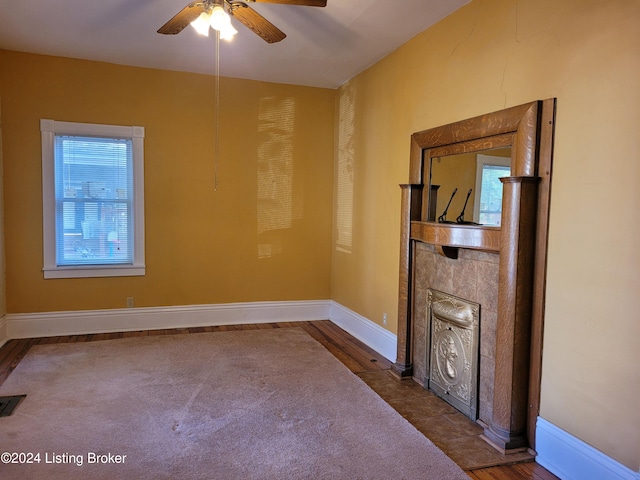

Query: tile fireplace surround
left=413, top=243, right=498, bottom=427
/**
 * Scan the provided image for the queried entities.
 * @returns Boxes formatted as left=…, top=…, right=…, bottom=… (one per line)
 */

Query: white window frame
left=473, top=154, right=511, bottom=226
left=41, top=119, right=145, bottom=279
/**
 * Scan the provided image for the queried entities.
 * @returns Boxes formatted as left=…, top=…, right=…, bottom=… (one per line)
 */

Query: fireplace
left=412, top=244, right=498, bottom=426
left=392, top=100, right=556, bottom=453
left=426, top=289, right=480, bottom=420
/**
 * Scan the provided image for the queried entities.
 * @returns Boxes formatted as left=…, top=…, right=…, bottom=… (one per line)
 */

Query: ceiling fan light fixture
left=219, top=24, right=238, bottom=40
left=190, top=11, right=212, bottom=36
left=209, top=5, right=231, bottom=31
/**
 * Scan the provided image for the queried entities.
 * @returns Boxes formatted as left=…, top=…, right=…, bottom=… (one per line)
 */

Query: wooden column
left=483, top=176, right=540, bottom=452
left=391, top=184, right=423, bottom=379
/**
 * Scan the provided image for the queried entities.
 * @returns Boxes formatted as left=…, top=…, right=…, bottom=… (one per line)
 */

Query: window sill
left=43, top=265, right=145, bottom=279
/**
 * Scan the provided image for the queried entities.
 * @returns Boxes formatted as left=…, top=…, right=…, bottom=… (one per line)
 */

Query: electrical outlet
left=382, top=312, right=388, bottom=326
left=126, top=297, right=134, bottom=308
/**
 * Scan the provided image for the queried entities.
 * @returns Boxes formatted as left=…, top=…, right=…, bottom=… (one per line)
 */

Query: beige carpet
left=0, top=328, right=468, bottom=479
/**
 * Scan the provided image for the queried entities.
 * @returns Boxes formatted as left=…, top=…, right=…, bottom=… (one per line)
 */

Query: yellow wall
left=331, top=0, right=639, bottom=470
left=2, top=0, right=639, bottom=470
left=0, top=80, right=5, bottom=317
left=0, top=50, right=334, bottom=312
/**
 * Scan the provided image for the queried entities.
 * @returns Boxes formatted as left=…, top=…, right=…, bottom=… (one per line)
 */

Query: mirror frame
left=394, top=99, right=556, bottom=452
left=410, top=101, right=540, bottom=184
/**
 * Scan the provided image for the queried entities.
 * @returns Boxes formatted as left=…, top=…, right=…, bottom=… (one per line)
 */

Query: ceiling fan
left=158, top=0, right=327, bottom=43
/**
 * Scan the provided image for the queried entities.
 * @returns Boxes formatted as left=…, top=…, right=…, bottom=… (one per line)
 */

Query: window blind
left=54, top=135, right=134, bottom=266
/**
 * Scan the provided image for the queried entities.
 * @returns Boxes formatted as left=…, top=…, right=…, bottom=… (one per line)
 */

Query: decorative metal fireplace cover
left=426, top=289, right=480, bottom=420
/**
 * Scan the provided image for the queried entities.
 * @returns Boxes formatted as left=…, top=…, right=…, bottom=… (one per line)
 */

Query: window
left=41, top=120, right=145, bottom=278
left=473, top=154, right=511, bottom=226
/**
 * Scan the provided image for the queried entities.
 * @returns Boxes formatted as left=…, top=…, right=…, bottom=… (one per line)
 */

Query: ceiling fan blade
left=249, top=0, right=326, bottom=6
left=157, top=2, right=207, bottom=35
left=228, top=4, right=286, bottom=43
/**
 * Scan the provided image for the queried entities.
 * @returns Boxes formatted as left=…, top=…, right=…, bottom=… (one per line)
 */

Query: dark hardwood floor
left=0, top=320, right=558, bottom=479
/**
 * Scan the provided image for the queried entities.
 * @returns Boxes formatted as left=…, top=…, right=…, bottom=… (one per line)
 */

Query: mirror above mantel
left=405, top=101, right=549, bottom=255
left=394, top=99, right=556, bottom=455
left=420, top=141, right=514, bottom=257
left=429, top=147, right=511, bottom=227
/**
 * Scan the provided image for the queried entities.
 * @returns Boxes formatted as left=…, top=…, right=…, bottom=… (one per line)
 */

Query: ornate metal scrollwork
left=427, top=289, right=480, bottom=420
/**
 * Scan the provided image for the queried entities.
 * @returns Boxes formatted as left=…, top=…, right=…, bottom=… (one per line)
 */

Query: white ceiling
left=0, top=0, right=468, bottom=89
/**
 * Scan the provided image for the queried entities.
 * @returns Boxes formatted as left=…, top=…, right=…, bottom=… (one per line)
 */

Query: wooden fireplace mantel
left=393, top=99, right=556, bottom=453
left=410, top=221, right=501, bottom=253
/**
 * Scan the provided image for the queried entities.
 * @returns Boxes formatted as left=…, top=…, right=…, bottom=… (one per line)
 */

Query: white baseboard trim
left=4, top=300, right=331, bottom=340
left=2, top=301, right=398, bottom=363
left=329, top=301, right=397, bottom=362
left=0, top=314, right=8, bottom=348
left=536, top=417, right=640, bottom=480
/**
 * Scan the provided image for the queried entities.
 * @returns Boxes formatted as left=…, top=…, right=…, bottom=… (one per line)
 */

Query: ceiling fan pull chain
left=214, top=29, right=221, bottom=192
